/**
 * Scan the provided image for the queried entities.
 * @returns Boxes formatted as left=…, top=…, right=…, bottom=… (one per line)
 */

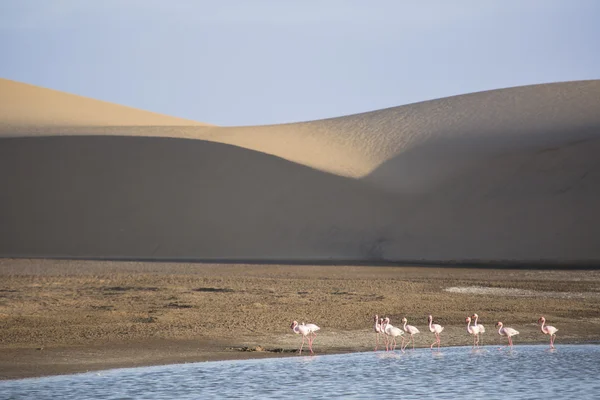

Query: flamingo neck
left=403, top=321, right=407, bottom=330
left=540, top=320, right=547, bottom=333
left=466, top=320, right=472, bottom=334
left=473, top=316, right=478, bottom=326
left=498, top=325, right=503, bottom=335
left=428, top=319, right=433, bottom=331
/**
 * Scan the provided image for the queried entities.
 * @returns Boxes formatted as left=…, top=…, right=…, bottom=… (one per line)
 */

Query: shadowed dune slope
left=0, top=136, right=402, bottom=260
left=0, top=79, right=599, bottom=262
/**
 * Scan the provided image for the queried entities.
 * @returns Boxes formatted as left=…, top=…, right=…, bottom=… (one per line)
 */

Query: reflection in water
left=1, top=345, right=599, bottom=399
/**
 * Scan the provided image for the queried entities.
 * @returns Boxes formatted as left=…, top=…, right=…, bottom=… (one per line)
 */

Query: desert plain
left=1, top=259, right=600, bottom=380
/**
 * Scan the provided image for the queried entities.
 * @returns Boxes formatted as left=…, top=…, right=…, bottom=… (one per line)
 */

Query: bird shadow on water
left=496, top=348, right=520, bottom=358
left=376, top=352, right=403, bottom=360
left=469, top=348, right=489, bottom=356
left=295, top=355, right=318, bottom=364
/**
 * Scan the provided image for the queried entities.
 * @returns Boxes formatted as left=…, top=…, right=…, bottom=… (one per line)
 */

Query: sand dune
left=1, top=78, right=599, bottom=263
left=0, top=78, right=209, bottom=128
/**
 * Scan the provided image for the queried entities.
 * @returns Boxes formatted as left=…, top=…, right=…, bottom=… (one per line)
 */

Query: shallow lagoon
left=2, top=345, right=599, bottom=399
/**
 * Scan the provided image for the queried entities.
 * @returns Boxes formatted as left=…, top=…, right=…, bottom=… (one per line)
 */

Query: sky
left=1, top=0, right=599, bottom=126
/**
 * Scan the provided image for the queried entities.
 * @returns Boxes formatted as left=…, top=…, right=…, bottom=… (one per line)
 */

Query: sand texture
left=1, top=78, right=600, bottom=262
left=1, top=259, right=600, bottom=379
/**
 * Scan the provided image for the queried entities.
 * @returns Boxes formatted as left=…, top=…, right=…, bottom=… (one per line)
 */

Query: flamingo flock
left=290, top=315, right=558, bottom=354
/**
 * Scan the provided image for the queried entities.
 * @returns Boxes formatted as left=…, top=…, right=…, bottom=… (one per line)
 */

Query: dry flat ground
left=1, top=259, right=599, bottom=379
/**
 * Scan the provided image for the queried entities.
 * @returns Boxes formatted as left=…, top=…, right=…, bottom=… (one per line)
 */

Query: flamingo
left=380, top=317, right=389, bottom=350
left=496, top=321, right=519, bottom=349
left=373, top=315, right=383, bottom=351
left=290, top=320, right=320, bottom=354
left=472, top=313, right=485, bottom=345
left=427, top=315, right=444, bottom=350
left=401, top=317, right=419, bottom=351
left=381, top=317, right=405, bottom=352
left=465, top=317, right=481, bottom=348
left=538, top=316, right=558, bottom=348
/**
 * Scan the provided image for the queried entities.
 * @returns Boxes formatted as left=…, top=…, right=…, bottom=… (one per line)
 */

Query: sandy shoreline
left=2, top=259, right=600, bottom=380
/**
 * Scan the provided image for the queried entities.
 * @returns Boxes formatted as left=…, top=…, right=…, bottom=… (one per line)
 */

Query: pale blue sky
left=1, top=1, right=599, bottom=126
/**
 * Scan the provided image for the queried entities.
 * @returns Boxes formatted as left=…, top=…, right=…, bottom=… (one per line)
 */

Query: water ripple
left=1, top=345, right=600, bottom=399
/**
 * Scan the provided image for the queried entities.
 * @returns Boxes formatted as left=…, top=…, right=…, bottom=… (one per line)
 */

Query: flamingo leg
left=392, top=337, right=397, bottom=351
left=299, top=335, right=305, bottom=354
left=437, top=333, right=441, bottom=350
left=309, top=332, right=317, bottom=354
left=375, top=333, right=379, bottom=351
left=404, top=334, right=414, bottom=351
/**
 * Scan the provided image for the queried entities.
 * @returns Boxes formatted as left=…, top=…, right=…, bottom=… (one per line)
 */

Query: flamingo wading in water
left=401, top=317, right=420, bottom=351
left=472, top=313, right=485, bottom=345
left=427, top=315, right=444, bottom=350
left=382, top=317, right=405, bottom=352
left=465, top=317, right=481, bottom=348
left=496, top=321, right=519, bottom=349
left=290, top=321, right=320, bottom=354
left=538, top=316, right=558, bottom=349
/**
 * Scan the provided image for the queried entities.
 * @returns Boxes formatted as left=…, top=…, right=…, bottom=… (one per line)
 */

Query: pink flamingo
left=427, top=315, right=444, bottom=350
left=290, top=320, right=320, bottom=354
left=382, top=317, right=405, bottom=352
left=401, top=317, right=419, bottom=351
left=373, top=315, right=383, bottom=351
left=465, top=317, right=481, bottom=348
left=538, top=316, right=558, bottom=348
left=380, top=317, right=389, bottom=350
left=496, top=321, right=519, bottom=349
left=472, top=313, right=485, bottom=345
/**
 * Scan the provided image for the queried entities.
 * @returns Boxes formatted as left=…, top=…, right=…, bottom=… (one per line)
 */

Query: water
left=2, top=345, right=600, bottom=399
